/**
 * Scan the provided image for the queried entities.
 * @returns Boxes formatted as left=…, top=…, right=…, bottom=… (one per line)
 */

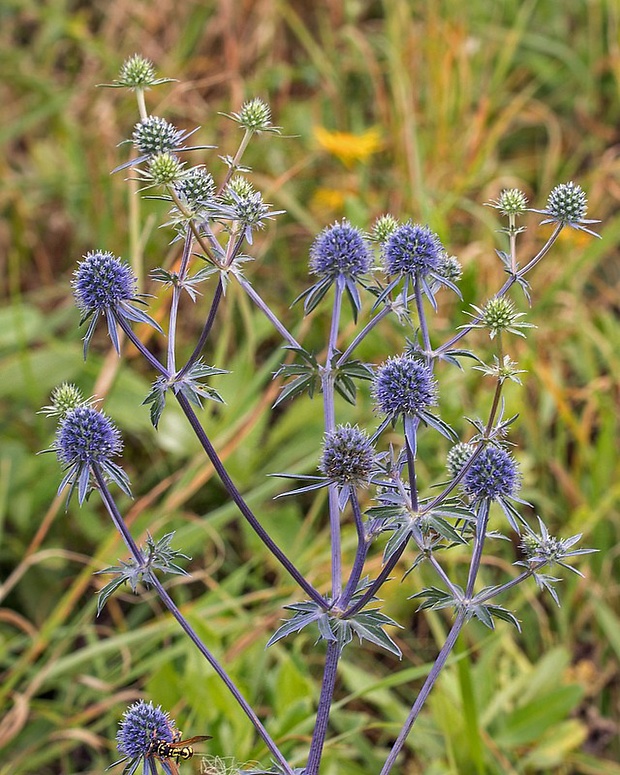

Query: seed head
left=374, top=355, right=437, bottom=419
left=463, top=445, right=520, bottom=501
left=383, top=222, right=443, bottom=278
left=40, top=383, right=89, bottom=419
left=437, top=254, right=462, bottom=284
left=55, top=406, right=123, bottom=467
left=309, top=220, right=372, bottom=279
left=116, top=701, right=176, bottom=759
left=320, top=424, right=375, bottom=487
left=73, top=251, right=136, bottom=316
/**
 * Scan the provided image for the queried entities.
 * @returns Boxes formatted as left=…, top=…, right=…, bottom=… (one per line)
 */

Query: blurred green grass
left=1, top=1, right=619, bottom=773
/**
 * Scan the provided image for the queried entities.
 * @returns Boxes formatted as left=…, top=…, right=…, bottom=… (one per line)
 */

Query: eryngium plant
left=44, top=55, right=599, bottom=775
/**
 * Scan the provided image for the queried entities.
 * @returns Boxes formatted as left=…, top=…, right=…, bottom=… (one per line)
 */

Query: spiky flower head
left=56, top=406, right=123, bottom=468
left=146, top=152, right=185, bottom=185
left=372, top=214, right=399, bottom=243
left=238, top=98, right=273, bottom=132
left=373, top=355, right=437, bottom=419
left=118, top=55, right=156, bottom=88
left=73, top=251, right=136, bottom=316
left=225, top=98, right=280, bottom=134
left=437, top=254, right=462, bottom=284
left=533, top=181, right=600, bottom=237
left=133, top=116, right=185, bottom=156
left=546, top=182, right=587, bottom=224
left=383, top=222, right=443, bottom=278
left=488, top=189, right=528, bottom=217
left=446, top=442, right=474, bottom=478
left=462, top=445, right=520, bottom=501
left=40, top=383, right=90, bottom=419
left=224, top=176, right=255, bottom=202
left=309, top=220, right=372, bottom=279
left=320, top=424, right=375, bottom=487
left=466, top=297, right=534, bottom=339
left=116, top=701, right=177, bottom=759
left=174, top=167, right=215, bottom=209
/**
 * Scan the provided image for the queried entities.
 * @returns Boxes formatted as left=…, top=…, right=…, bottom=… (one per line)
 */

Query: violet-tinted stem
left=93, top=468, right=293, bottom=774
left=338, top=490, right=368, bottom=610
left=176, top=277, right=224, bottom=380
left=336, top=303, right=392, bottom=367
left=466, top=500, right=491, bottom=597
left=175, top=390, right=327, bottom=610
left=344, top=541, right=408, bottom=619
left=324, top=278, right=344, bottom=598
left=379, top=611, right=467, bottom=775
left=114, top=314, right=169, bottom=377
left=167, top=229, right=194, bottom=373
left=414, top=278, right=432, bottom=365
left=305, top=640, right=341, bottom=775
left=115, top=311, right=325, bottom=608
left=236, top=275, right=301, bottom=349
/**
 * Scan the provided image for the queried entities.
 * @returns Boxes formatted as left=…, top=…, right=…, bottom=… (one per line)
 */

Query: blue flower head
left=53, top=405, right=131, bottom=505
left=73, top=251, right=136, bottom=317
left=309, top=220, right=371, bottom=280
left=56, top=406, right=123, bottom=467
left=373, top=355, right=437, bottom=420
left=72, top=250, right=162, bottom=356
left=383, top=222, right=443, bottom=278
left=463, top=445, right=520, bottom=501
left=320, top=424, right=375, bottom=487
left=116, top=700, right=176, bottom=759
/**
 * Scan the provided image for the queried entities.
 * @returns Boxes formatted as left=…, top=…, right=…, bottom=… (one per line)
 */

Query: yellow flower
left=313, top=126, right=382, bottom=167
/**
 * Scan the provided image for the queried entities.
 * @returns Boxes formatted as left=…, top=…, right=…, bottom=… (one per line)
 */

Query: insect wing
left=169, top=735, right=213, bottom=747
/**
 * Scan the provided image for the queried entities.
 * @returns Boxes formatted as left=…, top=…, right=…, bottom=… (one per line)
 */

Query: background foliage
left=1, top=1, right=619, bottom=774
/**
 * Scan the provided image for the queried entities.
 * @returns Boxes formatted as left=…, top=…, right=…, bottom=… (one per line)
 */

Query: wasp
left=150, top=729, right=212, bottom=772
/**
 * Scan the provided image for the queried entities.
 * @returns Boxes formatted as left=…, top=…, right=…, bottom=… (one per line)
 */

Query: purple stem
left=167, top=229, right=194, bottom=373
left=323, top=279, right=345, bottom=597
left=176, top=277, right=224, bottom=380
left=92, top=466, right=293, bottom=774
left=305, top=640, right=341, bottom=775
left=114, top=314, right=169, bottom=378
left=174, top=390, right=327, bottom=610
left=337, top=490, right=368, bottom=610
left=235, top=275, right=300, bottom=349
left=379, top=610, right=467, bottom=775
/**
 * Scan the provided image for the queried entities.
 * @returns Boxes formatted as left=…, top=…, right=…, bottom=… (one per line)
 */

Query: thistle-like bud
left=545, top=181, right=588, bottom=225
left=383, top=222, right=443, bottom=278
left=437, top=254, right=462, bottom=284
left=174, top=167, right=215, bottom=209
left=40, top=383, right=89, bottom=419
left=373, top=355, right=437, bottom=419
left=116, top=701, right=177, bottom=759
left=320, top=424, right=375, bottom=487
left=372, top=214, right=399, bottom=243
left=309, top=220, right=372, bottom=279
left=462, top=445, right=520, bottom=501
left=117, top=55, right=156, bottom=88
left=490, top=189, right=528, bottom=217
left=225, top=176, right=255, bottom=202
left=147, top=152, right=184, bottom=185
left=238, top=98, right=273, bottom=132
left=133, top=117, right=184, bottom=155
left=446, top=442, right=474, bottom=478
